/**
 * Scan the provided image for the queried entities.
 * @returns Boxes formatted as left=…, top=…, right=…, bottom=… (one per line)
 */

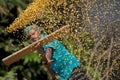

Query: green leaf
left=0, top=0, right=6, bottom=6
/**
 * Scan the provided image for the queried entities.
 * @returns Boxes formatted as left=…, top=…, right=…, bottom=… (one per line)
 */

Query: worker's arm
left=45, top=48, right=53, bottom=64
left=45, top=48, right=60, bottom=79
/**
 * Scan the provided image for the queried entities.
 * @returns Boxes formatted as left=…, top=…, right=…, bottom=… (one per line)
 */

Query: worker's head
left=24, top=24, right=47, bottom=42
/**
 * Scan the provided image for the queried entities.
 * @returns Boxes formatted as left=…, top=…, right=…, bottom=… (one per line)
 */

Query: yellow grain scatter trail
left=6, top=0, right=52, bottom=33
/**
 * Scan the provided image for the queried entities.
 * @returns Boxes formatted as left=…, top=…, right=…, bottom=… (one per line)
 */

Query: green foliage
left=0, top=0, right=49, bottom=80
left=0, top=71, right=17, bottom=80
left=23, top=52, right=41, bottom=65
left=0, top=0, right=119, bottom=80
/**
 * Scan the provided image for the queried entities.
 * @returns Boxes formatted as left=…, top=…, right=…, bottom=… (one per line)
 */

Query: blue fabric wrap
left=23, top=24, right=47, bottom=39
left=24, top=25, right=80, bottom=79
left=43, top=40, right=80, bottom=80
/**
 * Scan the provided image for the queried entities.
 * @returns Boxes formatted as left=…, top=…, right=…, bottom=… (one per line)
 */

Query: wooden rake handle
left=2, top=25, right=70, bottom=66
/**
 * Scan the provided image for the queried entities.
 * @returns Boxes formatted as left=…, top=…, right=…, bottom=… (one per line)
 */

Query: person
left=24, top=24, right=88, bottom=80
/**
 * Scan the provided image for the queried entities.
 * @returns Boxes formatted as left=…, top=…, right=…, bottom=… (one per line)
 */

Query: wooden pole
left=2, top=25, right=70, bottom=66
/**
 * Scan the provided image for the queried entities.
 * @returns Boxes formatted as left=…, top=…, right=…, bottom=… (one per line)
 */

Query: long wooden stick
left=2, top=25, right=70, bottom=66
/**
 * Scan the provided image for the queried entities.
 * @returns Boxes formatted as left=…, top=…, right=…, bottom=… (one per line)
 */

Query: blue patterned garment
left=43, top=40, right=80, bottom=80
left=23, top=25, right=80, bottom=79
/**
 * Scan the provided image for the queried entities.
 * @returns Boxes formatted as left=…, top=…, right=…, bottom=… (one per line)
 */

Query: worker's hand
left=42, top=60, right=53, bottom=65
left=54, top=75, right=59, bottom=80
left=47, top=60, right=54, bottom=64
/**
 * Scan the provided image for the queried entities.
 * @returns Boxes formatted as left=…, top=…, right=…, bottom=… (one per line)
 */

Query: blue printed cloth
left=23, top=25, right=80, bottom=79
left=43, top=40, right=80, bottom=80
